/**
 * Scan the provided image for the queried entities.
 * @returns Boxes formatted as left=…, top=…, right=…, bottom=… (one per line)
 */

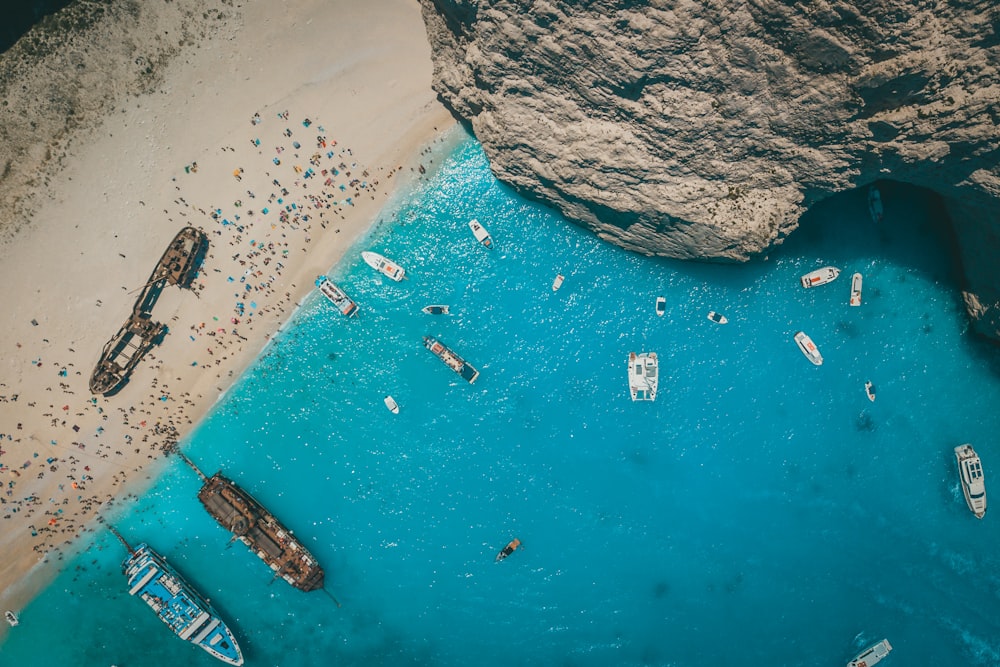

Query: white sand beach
left=0, top=0, right=453, bottom=621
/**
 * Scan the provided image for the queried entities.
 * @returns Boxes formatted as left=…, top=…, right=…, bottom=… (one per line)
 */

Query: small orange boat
left=496, top=538, right=521, bottom=562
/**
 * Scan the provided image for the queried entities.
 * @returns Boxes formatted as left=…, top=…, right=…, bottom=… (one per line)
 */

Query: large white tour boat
left=846, top=638, right=892, bottom=667
left=315, top=276, right=358, bottom=317
left=362, top=250, right=406, bottom=281
left=627, top=352, right=659, bottom=401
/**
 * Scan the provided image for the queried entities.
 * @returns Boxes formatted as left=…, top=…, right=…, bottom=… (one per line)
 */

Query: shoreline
left=0, top=0, right=454, bottom=626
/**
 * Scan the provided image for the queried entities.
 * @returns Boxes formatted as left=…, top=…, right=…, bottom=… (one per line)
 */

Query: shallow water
left=3, top=131, right=1000, bottom=666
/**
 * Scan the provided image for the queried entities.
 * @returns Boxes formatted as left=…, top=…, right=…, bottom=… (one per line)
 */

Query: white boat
left=847, top=638, right=892, bottom=667
left=383, top=395, right=399, bottom=414
left=4, top=610, right=17, bottom=627
left=800, top=266, right=841, bottom=289
left=865, top=381, right=875, bottom=402
left=793, top=331, right=823, bottom=366
left=627, top=352, right=658, bottom=402
left=707, top=311, right=728, bottom=324
left=422, top=304, right=450, bottom=315
left=850, top=272, right=863, bottom=306
left=468, top=219, right=493, bottom=249
left=868, top=186, right=884, bottom=223
left=361, top=251, right=406, bottom=281
left=655, top=296, right=666, bottom=316
left=552, top=274, right=565, bottom=291
left=315, top=276, right=358, bottom=317
left=955, top=444, right=987, bottom=519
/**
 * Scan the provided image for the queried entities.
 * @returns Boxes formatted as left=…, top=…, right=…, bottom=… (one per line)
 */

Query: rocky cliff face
left=419, top=0, right=1000, bottom=340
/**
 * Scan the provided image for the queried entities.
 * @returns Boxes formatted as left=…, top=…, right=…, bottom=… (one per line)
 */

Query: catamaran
left=800, top=266, right=840, bottom=289
left=955, top=444, right=987, bottom=519
left=793, top=331, right=823, bottom=366
left=627, top=352, right=659, bottom=401
left=468, top=219, right=493, bottom=249
left=846, top=638, right=892, bottom=667
left=850, top=272, right=863, bottom=306
left=361, top=250, right=406, bottom=281
left=315, top=275, right=358, bottom=317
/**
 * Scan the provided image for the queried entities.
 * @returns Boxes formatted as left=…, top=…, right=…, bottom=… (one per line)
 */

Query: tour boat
left=800, top=266, right=841, bottom=289
left=384, top=395, right=400, bottom=414
left=850, top=272, right=863, bottom=306
left=552, top=274, right=565, bottom=291
left=421, top=305, right=450, bottom=315
left=846, top=638, right=892, bottom=667
left=468, top=219, right=493, bottom=249
left=627, top=351, right=659, bottom=401
left=655, top=296, right=666, bottom=316
left=955, top=444, right=987, bottom=519
left=707, top=311, right=728, bottom=324
left=423, top=335, right=480, bottom=384
left=865, top=381, right=875, bottom=402
left=868, top=186, right=884, bottom=223
left=4, top=610, right=17, bottom=627
left=793, top=331, right=823, bottom=366
left=315, top=276, right=358, bottom=317
left=496, top=538, right=521, bottom=562
left=361, top=250, right=406, bottom=281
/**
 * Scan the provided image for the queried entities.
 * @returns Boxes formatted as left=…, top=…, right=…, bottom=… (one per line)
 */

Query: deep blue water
left=3, top=131, right=1000, bottom=666
left=0, top=0, right=75, bottom=53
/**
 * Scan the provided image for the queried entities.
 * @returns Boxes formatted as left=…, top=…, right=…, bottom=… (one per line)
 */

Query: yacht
left=793, top=331, right=823, bottom=366
left=468, top=219, right=493, bottom=249
left=800, top=266, right=841, bottom=289
left=627, top=352, right=659, bottom=401
left=846, top=638, right=892, bottom=667
left=361, top=251, right=406, bottom=281
left=955, top=444, right=987, bottom=519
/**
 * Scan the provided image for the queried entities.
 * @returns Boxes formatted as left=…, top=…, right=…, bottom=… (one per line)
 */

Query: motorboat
left=496, top=538, right=521, bottom=562
left=384, top=395, right=400, bottom=414
left=552, top=274, right=565, bottom=291
left=868, top=186, right=884, bottom=223
left=627, top=352, right=659, bottom=401
left=468, top=219, right=493, bottom=249
left=846, top=638, right=892, bottom=667
left=655, top=296, right=666, bottom=316
left=4, top=610, right=17, bottom=627
left=707, top=311, right=728, bottom=324
left=361, top=250, right=406, bottom=281
left=793, top=331, right=823, bottom=366
left=421, top=305, right=450, bottom=315
left=865, top=381, right=875, bottom=402
left=800, top=266, right=841, bottom=289
left=955, top=444, right=987, bottom=519
left=850, top=273, right=863, bottom=306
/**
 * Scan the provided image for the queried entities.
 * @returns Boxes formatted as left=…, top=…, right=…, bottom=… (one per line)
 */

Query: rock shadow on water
left=652, top=580, right=670, bottom=599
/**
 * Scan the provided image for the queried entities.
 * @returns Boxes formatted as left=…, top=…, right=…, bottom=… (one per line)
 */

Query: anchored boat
left=793, top=331, right=823, bottom=366
left=422, top=304, right=450, bottom=315
left=109, top=525, right=243, bottom=666
left=865, top=381, right=876, bottom=402
left=800, top=266, right=841, bottom=289
left=847, top=638, right=892, bottom=667
left=628, top=352, right=659, bottom=401
left=422, top=335, right=480, bottom=383
left=496, top=538, right=521, bottom=562
left=177, top=453, right=325, bottom=591
left=655, top=296, right=666, bottom=316
left=4, top=610, right=17, bottom=627
left=315, top=276, right=358, bottom=317
left=468, top=219, right=493, bottom=249
left=707, top=311, right=728, bottom=324
left=384, top=395, right=400, bottom=414
left=955, top=444, right=987, bottom=519
left=361, top=250, right=406, bottom=281
left=850, top=273, right=863, bottom=306
left=552, top=274, right=565, bottom=291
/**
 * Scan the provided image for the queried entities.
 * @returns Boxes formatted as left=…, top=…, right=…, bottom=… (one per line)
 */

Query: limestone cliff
left=419, top=0, right=1000, bottom=340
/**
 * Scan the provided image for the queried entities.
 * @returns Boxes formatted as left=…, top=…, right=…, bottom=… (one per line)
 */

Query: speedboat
left=864, top=381, right=875, bottom=402
left=496, top=538, right=521, bottom=562
left=468, top=219, right=493, bottom=249
left=707, top=311, right=728, bottom=324
left=847, top=638, right=892, bottom=667
left=800, top=266, right=840, bottom=289
left=552, top=274, right=565, bottom=291
left=315, top=276, right=358, bottom=317
left=793, top=331, right=823, bottom=366
left=4, top=610, right=17, bottom=627
left=955, top=444, right=987, bottom=519
left=628, top=352, right=659, bottom=401
left=361, top=250, right=406, bottom=281
left=421, top=304, right=450, bottom=315
left=655, top=296, right=666, bottom=316
left=384, top=395, right=400, bottom=414
left=868, top=186, right=884, bottom=223
left=850, top=272, right=863, bottom=306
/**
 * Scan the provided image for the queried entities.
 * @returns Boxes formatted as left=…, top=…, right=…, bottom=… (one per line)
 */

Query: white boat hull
left=655, top=297, right=666, bottom=316
left=384, top=396, right=400, bottom=414
left=362, top=251, right=405, bottom=281
left=552, top=274, right=565, bottom=291
left=468, top=219, right=493, bottom=249
left=956, top=444, right=986, bottom=518
left=707, top=311, right=728, bottom=324
left=793, top=331, right=823, bottom=365
left=847, top=638, right=892, bottom=667
left=800, top=266, right=840, bottom=289
left=850, top=272, right=863, bottom=306
left=628, top=351, right=659, bottom=401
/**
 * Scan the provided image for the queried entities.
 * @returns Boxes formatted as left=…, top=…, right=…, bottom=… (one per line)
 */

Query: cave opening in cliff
left=776, top=180, right=964, bottom=295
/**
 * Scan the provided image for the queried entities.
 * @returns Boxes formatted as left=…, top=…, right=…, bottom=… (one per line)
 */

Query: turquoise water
left=4, top=131, right=1000, bottom=666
